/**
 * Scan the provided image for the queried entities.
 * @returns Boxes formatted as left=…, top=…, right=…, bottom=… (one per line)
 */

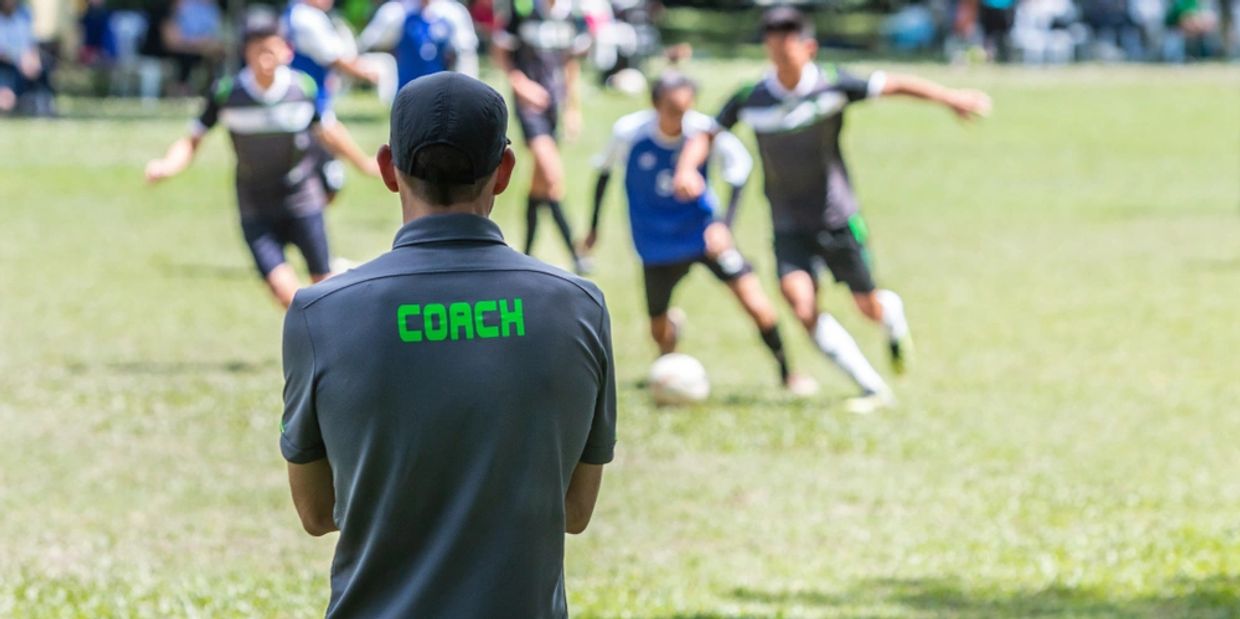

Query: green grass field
left=2, top=61, right=1239, bottom=618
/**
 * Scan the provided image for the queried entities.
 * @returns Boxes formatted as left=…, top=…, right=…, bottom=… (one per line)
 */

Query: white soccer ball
left=648, top=353, right=710, bottom=406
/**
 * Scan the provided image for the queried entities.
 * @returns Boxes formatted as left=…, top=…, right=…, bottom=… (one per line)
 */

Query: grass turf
left=1, top=61, right=1238, bottom=618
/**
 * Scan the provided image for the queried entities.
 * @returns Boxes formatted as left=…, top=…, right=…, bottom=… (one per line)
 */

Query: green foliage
left=1, top=62, right=1239, bottom=617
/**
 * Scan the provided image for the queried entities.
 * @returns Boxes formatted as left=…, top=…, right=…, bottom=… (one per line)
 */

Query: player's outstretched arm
left=332, top=56, right=380, bottom=85
left=144, top=135, right=203, bottom=184
left=881, top=74, right=992, bottom=120
left=316, top=122, right=381, bottom=178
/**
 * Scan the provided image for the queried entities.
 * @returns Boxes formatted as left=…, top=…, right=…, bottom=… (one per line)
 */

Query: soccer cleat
left=784, top=373, right=820, bottom=397
left=889, top=333, right=915, bottom=375
left=842, top=390, right=895, bottom=415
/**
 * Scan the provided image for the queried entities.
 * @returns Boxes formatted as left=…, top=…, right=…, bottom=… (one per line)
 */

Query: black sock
left=545, top=200, right=580, bottom=262
left=524, top=196, right=542, bottom=255
left=760, top=326, right=790, bottom=383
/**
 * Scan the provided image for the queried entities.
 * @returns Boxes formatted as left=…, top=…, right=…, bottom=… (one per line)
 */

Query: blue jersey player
left=356, top=0, right=457, bottom=88
left=586, top=72, right=817, bottom=395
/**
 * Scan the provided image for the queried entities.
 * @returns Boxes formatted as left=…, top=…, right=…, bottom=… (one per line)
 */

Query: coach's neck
left=376, top=145, right=517, bottom=224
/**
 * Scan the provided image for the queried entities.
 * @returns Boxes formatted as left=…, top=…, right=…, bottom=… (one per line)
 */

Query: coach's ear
left=376, top=145, right=400, bottom=194
left=492, top=147, right=516, bottom=196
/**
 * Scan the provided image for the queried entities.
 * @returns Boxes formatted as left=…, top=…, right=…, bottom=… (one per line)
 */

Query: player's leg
left=834, top=215, right=913, bottom=373
left=707, top=250, right=813, bottom=393
left=242, top=217, right=301, bottom=309
left=515, top=105, right=550, bottom=255
left=286, top=211, right=334, bottom=286
left=526, top=130, right=585, bottom=272
left=644, top=262, right=691, bottom=355
left=776, top=233, right=890, bottom=404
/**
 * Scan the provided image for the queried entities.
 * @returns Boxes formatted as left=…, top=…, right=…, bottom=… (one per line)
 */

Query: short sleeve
left=836, top=66, right=886, bottom=103
left=290, top=5, right=345, bottom=65
left=190, top=78, right=228, bottom=136
left=579, top=303, right=616, bottom=465
left=356, top=1, right=406, bottom=52
left=593, top=112, right=648, bottom=171
left=716, top=85, right=751, bottom=130
left=281, top=301, right=326, bottom=464
left=710, top=129, right=753, bottom=188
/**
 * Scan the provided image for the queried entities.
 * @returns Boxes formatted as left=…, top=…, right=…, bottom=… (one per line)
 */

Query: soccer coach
left=279, top=72, right=617, bottom=618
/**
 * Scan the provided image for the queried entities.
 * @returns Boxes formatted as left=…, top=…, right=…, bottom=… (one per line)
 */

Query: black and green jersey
left=193, top=66, right=325, bottom=217
left=492, top=0, right=590, bottom=106
left=716, top=63, right=886, bottom=232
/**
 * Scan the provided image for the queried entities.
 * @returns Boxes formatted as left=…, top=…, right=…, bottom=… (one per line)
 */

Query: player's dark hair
left=402, top=145, right=492, bottom=206
left=243, top=23, right=281, bottom=47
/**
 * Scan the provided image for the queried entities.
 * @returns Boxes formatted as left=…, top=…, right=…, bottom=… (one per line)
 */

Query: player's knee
left=854, top=292, right=882, bottom=322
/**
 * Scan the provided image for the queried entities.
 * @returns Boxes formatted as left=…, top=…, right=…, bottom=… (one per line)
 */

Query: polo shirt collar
left=392, top=213, right=507, bottom=248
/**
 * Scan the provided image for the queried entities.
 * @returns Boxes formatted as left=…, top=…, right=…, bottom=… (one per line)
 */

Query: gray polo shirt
left=280, top=213, right=616, bottom=619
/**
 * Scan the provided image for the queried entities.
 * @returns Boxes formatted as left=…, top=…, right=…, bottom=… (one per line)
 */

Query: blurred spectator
left=146, top=0, right=225, bottom=96
left=79, top=0, right=115, bottom=66
left=0, top=0, right=55, bottom=116
left=1164, top=0, right=1220, bottom=59
left=979, top=0, right=1019, bottom=61
left=470, top=0, right=495, bottom=51
left=1082, top=0, right=1144, bottom=59
left=1011, top=0, right=1082, bottom=62
left=881, top=4, right=939, bottom=52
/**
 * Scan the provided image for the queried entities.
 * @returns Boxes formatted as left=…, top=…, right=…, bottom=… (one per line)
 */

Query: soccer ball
left=648, top=353, right=710, bottom=406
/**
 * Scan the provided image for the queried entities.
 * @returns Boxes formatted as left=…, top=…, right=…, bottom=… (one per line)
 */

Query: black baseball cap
left=390, top=72, right=510, bottom=183
left=761, top=5, right=811, bottom=35
left=650, top=70, right=698, bottom=105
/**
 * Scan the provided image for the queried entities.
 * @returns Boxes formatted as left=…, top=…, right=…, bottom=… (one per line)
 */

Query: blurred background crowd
left=1, top=0, right=1236, bottom=117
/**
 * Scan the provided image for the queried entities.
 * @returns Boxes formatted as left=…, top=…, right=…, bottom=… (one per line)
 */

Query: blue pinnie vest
left=395, top=0, right=453, bottom=88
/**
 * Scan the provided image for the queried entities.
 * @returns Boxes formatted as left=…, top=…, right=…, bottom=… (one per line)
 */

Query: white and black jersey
left=715, top=63, right=886, bottom=232
left=193, top=65, right=326, bottom=218
left=493, top=0, right=591, bottom=106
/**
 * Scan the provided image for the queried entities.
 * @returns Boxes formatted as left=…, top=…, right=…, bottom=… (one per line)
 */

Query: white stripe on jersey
left=738, top=90, right=848, bottom=134
left=220, top=101, right=318, bottom=135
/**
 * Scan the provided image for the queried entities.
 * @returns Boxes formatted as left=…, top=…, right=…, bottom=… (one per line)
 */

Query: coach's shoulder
left=504, top=251, right=608, bottom=310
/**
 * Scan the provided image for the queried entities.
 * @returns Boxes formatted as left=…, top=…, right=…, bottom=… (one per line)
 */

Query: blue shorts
left=240, top=212, right=331, bottom=278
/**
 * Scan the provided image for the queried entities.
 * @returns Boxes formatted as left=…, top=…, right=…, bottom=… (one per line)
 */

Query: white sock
left=814, top=314, right=889, bottom=395
left=876, top=289, right=909, bottom=341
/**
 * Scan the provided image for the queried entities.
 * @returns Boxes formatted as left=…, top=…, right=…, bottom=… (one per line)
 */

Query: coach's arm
left=288, top=459, right=338, bottom=537
left=565, top=463, right=604, bottom=534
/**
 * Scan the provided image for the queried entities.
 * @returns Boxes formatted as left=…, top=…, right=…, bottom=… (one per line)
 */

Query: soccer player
left=493, top=0, right=592, bottom=274
left=143, top=24, right=376, bottom=309
left=282, top=0, right=381, bottom=199
left=673, top=7, right=992, bottom=414
left=585, top=71, right=816, bottom=395
left=357, top=0, right=478, bottom=85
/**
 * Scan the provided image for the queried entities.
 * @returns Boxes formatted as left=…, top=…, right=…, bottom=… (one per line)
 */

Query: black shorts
left=514, top=101, right=559, bottom=143
left=240, top=212, right=331, bottom=278
left=643, top=249, right=752, bottom=317
left=774, top=215, right=876, bottom=293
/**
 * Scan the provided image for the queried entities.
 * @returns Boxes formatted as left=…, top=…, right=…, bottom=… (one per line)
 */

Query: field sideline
left=1, top=62, right=1239, bottom=618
